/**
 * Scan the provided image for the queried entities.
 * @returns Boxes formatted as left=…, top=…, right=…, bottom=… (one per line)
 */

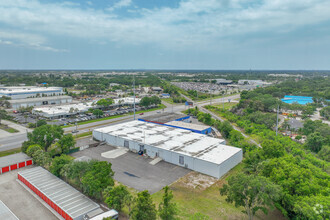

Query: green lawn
left=162, top=98, right=174, bottom=104
left=0, top=124, right=19, bottom=133
left=192, top=92, right=239, bottom=102
left=73, top=131, right=93, bottom=139
left=212, top=102, right=237, bottom=110
left=0, top=148, right=21, bottom=157
left=151, top=163, right=284, bottom=220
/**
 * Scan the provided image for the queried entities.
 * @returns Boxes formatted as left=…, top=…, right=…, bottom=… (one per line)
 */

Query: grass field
left=0, top=124, right=19, bottom=133
left=0, top=148, right=21, bottom=157
left=162, top=98, right=174, bottom=104
left=73, top=131, right=93, bottom=139
left=191, top=92, right=239, bottom=102
left=212, top=102, right=237, bottom=110
left=151, top=163, right=284, bottom=220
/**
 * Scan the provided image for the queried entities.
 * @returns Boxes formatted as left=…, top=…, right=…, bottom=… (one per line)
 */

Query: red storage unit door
left=10, top=164, right=18, bottom=170
left=2, top=166, right=9, bottom=173
left=26, top=160, right=33, bottom=166
left=19, top=162, right=26, bottom=168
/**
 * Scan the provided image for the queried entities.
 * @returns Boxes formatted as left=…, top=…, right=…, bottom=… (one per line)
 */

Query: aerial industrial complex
left=93, top=120, right=242, bottom=179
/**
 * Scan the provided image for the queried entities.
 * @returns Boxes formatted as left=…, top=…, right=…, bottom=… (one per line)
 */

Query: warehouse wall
left=219, top=150, right=243, bottom=178
left=193, top=158, right=220, bottom=178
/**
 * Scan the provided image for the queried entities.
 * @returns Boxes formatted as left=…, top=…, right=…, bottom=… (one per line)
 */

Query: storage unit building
left=93, top=121, right=242, bottom=179
left=0, top=200, right=19, bottom=220
left=18, top=167, right=100, bottom=220
left=0, top=153, right=33, bottom=174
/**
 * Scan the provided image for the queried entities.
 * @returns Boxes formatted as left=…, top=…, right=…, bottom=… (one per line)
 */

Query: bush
left=26, top=144, right=43, bottom=157
left=21, top=140, right=35, bottom=153
left=27, top=123, right=36, bottom=128
left=36, top=119, right=47, bottom=127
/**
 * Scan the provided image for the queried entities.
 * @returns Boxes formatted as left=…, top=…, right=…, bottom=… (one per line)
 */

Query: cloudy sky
left=0, top=0, right=330, bottom=70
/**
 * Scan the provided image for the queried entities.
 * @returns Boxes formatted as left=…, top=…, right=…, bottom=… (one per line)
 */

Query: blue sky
left=0, top=0, right=330, bottom=70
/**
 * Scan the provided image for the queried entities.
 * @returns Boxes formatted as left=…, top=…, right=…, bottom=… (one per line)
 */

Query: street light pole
left=133, top=75, right=136, bottom=120
left=276, top=104, right=279, bottom=136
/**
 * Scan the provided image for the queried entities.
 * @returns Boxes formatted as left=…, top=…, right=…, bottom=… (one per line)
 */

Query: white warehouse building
left=93, top=121, right=243, bottom=179
left=0, top=86, right=63, bottom=99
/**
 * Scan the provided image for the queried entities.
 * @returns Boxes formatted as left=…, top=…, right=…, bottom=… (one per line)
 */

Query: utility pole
left=133, top=75, right=136, bottom=120
left=210, top=90, right=212, bottom=106
left=276, top=104, right=279, bottom=136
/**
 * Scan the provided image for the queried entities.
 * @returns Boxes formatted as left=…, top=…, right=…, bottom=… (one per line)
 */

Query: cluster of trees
left=0, top=109, right=12, bottom=124
left=187, top=90, right=209, bottom=100
left=96, top=98, right=114, bottom=109
left=104, top=185, right=178, bottom=220
left=207, top=105, right=329, bottom=219
left=140, top=96, right=161, bottom=107
left=320, top=106, right=330, bottom=120
left=22, top=124, right=75, bottom=155
left=172, top=96, right=187, bottom=103
left=250, top=77, right=330, bottom=101
left=0, top=96, right=10, bottom=108
left=187, top=107, right=256, bottom=152
left=301, top=120, right=329, bottom=157
left=27, top=119, right=47, bottom=128
left=0, top=73, right=163, bottom=89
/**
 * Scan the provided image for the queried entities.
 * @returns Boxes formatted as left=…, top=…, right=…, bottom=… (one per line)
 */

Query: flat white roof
left=9, top=96, right=72, bottom=104
left=0, top=86, right=62, bottom=94
left=33, top=102, right=94, bottom=115
left=94, top=121, right=241, bottom=164
left=165, top=121, right=210, bottom=131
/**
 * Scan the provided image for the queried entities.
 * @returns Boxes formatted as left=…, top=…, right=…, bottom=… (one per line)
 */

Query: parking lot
left=71, top=145, right=190, bottom=194
left=11, top=106, right=146, bottom=127
left=0, top=167, right=58, bottom=220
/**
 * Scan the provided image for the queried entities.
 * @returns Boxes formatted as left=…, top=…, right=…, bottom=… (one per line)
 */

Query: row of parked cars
left=65, top=106, right=146, bottom=124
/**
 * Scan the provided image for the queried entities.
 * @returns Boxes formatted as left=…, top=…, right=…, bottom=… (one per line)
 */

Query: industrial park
left=0, top=0, right=329, bottom=219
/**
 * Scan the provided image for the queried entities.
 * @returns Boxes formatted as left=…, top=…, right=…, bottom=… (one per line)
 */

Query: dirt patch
left=175, top=172, right=217, bottom=191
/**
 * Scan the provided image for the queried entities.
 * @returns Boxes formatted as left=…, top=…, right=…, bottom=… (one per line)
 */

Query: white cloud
left=0, top=0, right=329, bottom=52
left=107, top=0, right=132, bottom=11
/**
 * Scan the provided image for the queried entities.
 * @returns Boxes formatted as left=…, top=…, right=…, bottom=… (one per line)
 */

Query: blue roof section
left=281, top=95, right=313, bottom=105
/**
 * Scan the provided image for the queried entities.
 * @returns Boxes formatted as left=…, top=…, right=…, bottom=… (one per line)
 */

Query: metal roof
left=8, top=96, right=72, bottom=104
left=0, top=86, right=62, bottom=94
left=18, top=167, right=99, bottom=219
left=165, top=121, right=211, bottom=131
left=0, top=153, right=31, bottom=168
left=140, top=112, right=188, bottom=123
left=94, top=120, right=241, bottom=165
left=0, top=200, right=19, bottom=220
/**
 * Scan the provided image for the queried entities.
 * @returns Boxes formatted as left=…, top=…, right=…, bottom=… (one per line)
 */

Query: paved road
left=181, top=93, right=261, bottom=148
left=0, top=94, right=241, bottom=151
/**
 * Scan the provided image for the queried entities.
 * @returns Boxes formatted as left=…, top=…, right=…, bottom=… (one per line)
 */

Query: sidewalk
left=0, top=120, right=32, bottom=139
